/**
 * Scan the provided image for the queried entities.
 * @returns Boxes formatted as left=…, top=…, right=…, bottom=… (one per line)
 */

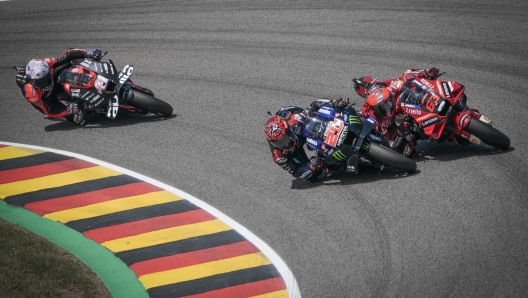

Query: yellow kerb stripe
left=102, top=219, right=231, bottom=253
left=250, top=290, right=290, bottom=298
left=0, top=166, right=121, bottom=199
left=0, top=146, right=42, bottom=161
left=139, top=252, right=272, bottom=289
left=44, top=190, right=181, bottom=223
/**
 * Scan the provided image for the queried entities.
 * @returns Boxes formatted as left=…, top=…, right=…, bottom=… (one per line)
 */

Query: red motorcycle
left=353, top=75, right=510, bottom=150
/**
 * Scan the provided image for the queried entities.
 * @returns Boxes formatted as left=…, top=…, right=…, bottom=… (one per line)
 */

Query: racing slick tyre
left=365, top=142, right=417, bottom=173
left=464, top=117, right=510, bottom=150
left=128, top=90, right=173, bottom=117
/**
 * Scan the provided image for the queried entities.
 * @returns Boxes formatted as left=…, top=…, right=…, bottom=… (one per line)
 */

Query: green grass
left=0, top=219, right=111, bottom=298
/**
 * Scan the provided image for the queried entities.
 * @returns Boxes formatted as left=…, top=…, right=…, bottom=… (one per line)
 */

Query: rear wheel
left=464, top=117, right=510, bottom=150
left=128, top=90, right=173, bottom=117
left=364, top=142, right=417, bottom=173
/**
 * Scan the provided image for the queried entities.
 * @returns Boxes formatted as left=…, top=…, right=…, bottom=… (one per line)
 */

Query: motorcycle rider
left=15, top=48, right=103, bottom=125
left=354, top=67, right=440, bottom=158
left=264, top=97, right=350, bottom=182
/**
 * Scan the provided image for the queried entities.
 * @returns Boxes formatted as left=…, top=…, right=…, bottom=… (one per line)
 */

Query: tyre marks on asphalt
left=0, top=143, right=297, bottom=298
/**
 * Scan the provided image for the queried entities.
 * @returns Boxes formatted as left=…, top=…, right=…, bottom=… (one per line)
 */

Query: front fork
left=452, top=108, right=491, bottom=145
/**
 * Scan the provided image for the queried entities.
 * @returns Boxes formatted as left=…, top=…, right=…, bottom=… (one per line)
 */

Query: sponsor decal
left=81, top=60, right=92, bottom=68
left=459, top=113, right=469, bottom=127
left=275, top=157, right=287, bottom=164
left=349, top=115, right=361, bottom=124
left=421, top=78, right=434, bottom=89
left=306, top=138, right=318, bottom=146
left=405, top=108, right=422, bottom=115
left=318, top=107, right=333, bottom=115
left=294, top=114, right=305, bottom=122
left=403, top=103, right=420, bottom=109
left=421, top=116, right=439, bottom=127
left=337, top=129, right=348, bottom=146
left=437, top=100, right=445, bottom=112
left=84, top=92, right=95, bottom=101
left=299, top=169, right=313, bottom=179
left=119, top=65, right=134, bottom=84
left=90, top=94, right=101, bottom=103
left=442, top=82, right=451, bottom=98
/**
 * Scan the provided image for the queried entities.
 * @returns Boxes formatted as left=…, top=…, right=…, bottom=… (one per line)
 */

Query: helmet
left=366, top=87, right=394, bottom=118
left=26, top=59, right=52, bottom=90
left=264, top=115, right=297, bottom=151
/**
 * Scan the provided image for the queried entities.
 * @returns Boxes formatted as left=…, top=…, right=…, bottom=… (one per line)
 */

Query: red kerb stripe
left=180, top=277, right=287, bottom=298
left=84, top=209, right=215, bottom=243
left=0, top=159, right=96, bottom=184
left=131, top=240, right=261, bottom=277
left=24, top=182, right=161, bottom=215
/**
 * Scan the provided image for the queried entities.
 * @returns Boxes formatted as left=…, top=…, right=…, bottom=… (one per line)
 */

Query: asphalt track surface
left=1, top=0, right=528, bottom=297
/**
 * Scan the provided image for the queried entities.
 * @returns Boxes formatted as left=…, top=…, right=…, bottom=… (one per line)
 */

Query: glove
left=425, top=67, right=439, bottom=79
left=397, top=120, right=412, bottom=136
left=87, top=49, right=102, bottom=61
left=332, top=97, right=349, bottom=110
left=15, top=68, right=28, bottom=87
left=66, top=103, right=86, bottom=125
left=309, top=156, right=324, bottom=171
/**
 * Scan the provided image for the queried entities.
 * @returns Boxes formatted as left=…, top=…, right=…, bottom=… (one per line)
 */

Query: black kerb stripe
left=4, top=175, right=141, bottom=206
left=0, top=152, right=74, bottom=171
left=66, top=200, right=200, bottom=233
left=116, top=230, right=246, bottom=265
left=147, top=265, right=281, bottom=298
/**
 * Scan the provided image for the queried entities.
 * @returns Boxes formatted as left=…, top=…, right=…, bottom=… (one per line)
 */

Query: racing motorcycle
left=16, top=52, right=173, bottom=122
left=353, top=75, right=510, bottom=150
left=302, top=105, right=417, bottom=176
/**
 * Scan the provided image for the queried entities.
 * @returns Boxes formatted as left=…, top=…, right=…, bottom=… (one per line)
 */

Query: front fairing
left=399, top=80, right=448, bottom=114
left=303, top=113, right=328, bottom=151
left=399, top=80, right=450, bottom=140
left=59, top=59, right=119, bottom=107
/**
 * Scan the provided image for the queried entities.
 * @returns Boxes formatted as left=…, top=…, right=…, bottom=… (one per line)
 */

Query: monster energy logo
left=349, top=115, right=361, bottom=124
left=361, top=142, right=370, bottom=151
left=332, top=150, right=347, bottom=161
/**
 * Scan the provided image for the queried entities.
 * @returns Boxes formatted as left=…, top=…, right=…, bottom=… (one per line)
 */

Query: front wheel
left=364, top=142, right=417, bottom=173
left=464, top=117, right=510, bottom=150
left=128, top=90, right=173, bottom=117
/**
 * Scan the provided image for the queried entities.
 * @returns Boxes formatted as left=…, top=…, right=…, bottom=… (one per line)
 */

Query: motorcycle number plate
left=325, top=118, right=346, bottom=148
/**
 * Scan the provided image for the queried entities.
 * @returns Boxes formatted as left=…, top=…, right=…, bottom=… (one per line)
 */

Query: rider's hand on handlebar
left=332, top=97, right=349, bottom=110
left=87, top=49, right=102, bottom=61
left=397, top=121, right=412, bottom=136
left=15, top=68, right=28, bottom=87
left=309, top=156, right=325, bottom=171
left=425, top=67, right=440, bottom=79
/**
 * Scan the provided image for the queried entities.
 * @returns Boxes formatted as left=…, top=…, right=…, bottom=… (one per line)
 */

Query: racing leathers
left=355, top=68, right=440, bottom=157
left=16, top=48, right=102, bottom=124
left=267, top=98, right=349, bottom=181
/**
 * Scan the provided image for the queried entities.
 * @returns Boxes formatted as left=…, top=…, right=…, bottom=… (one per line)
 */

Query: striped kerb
left=0, top=145, right=289, bottom=298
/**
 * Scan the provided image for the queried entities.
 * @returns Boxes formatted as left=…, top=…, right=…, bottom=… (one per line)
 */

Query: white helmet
left=26, top=59, right=52, bottom=90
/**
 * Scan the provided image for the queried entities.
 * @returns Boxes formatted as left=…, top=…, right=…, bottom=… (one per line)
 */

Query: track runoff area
left=0, top=142, right=301, bottom=298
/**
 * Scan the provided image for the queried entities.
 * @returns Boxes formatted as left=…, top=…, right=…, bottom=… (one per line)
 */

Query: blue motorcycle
left=303, top=105, right=417, bottom=175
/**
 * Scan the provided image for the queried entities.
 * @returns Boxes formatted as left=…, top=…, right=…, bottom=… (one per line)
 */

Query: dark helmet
left=26, top=59, right=52, bottom=90
left=264, top=115, right=298, bottom=151
left=366, top=87, right=395, bottom=118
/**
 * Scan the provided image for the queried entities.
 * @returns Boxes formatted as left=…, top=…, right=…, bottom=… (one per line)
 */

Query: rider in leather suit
left=15, top=48, right=103, bottom=125
left=354, top=67, right=440, bottom=158
left=264, top=98, right=350, bottom=182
